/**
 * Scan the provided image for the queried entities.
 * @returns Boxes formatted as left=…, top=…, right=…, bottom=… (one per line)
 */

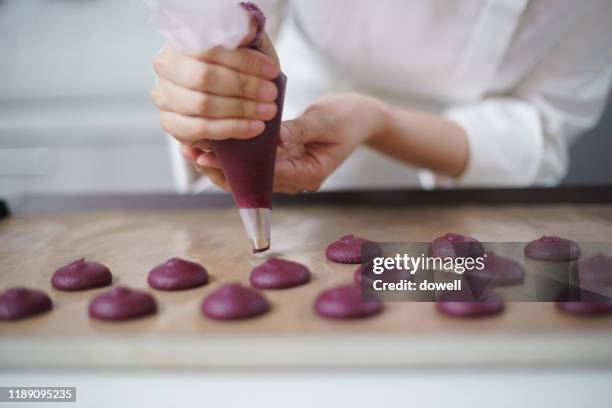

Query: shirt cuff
left=427, top=98, right=544, bottom=188
left=166, top=137, right=220, bottom=193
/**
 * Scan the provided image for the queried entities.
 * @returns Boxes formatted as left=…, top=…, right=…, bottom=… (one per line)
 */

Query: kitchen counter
left=1, top=187, right=611, bottom=369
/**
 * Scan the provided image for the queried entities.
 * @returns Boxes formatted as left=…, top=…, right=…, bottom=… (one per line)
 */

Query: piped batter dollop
left=429, top=232, right=484, bottom=259
left=556, top=301, right=612, bottom=317
left=325, top=235, right=381, bottom=264
left=465, top=252, right=525, bottom=287
left=148, top=257, right=209, bottom=291
left=250, top=258, right=310, bottom=289
left=574, top=252, right=612, bottom=285
left=314, top=284, right=382, bottom=319
left=0, top=287, right=52, bottom=320
left=436, top=292, right=505, bottom=318
left=88, top=286, right=157, bottom=321
left=524, top=235, right=581, bottom=261
left=51, top=258, right=112, bottom=291
left=201, top=283, right=270, bottom=320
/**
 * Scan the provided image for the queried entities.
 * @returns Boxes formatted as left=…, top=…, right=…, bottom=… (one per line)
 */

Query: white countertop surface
left=2, top=368, right=611, bottom=408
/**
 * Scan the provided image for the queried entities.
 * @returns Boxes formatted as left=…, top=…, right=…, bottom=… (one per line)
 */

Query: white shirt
left=169, top=0, right=612, bottom=192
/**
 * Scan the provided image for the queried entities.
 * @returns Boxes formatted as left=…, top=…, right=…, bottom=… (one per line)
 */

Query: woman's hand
left=150, top=33, right=281, bottom=149
left=187, top=93, right=390, bottom=193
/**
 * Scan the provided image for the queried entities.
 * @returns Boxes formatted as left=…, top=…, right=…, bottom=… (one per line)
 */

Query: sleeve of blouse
left=430, top=2, right=612, bottom=187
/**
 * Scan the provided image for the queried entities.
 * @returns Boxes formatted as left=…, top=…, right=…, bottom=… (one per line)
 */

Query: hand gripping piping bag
left=144, top=1, right=286, bottom=252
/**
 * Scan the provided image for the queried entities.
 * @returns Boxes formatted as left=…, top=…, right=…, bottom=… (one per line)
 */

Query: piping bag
left=144, top=1, right=286, bottom=252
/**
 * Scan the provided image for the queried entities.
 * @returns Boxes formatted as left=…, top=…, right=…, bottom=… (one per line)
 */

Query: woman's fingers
left=279, top=113, right=326, bottom=146
left=191, top=140, right=213, bottom=151
left=273, top=155, right=328, bottom=193
left=199, top=167, right=230, bottom=192
left=196, top=46, right=279, bottom=79
left=194, top=165, right=304, bottom=195
left=195, top=151, right=222, bottom=169
left=190, top=152, right=309, bottom=195
left=273, top=184, right=302, bottom=195
left=183, top=146, right=226, bottom=188
left=151, top=79, right=277, bottom=120
left=153, top=47, right=277, bottom=102
left=160, top=111, right=264, bottom=143
left=152, top=46, right=279, bottom=145
left=180, top=145, right=204, bottom=161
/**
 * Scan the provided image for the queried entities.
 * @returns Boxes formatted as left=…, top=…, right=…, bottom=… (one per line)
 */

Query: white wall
left=0, top=0, right=174, bottom=208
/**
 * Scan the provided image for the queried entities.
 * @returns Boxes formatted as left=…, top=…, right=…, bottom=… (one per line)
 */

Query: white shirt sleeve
left=167, top=0, right=287, bottom=193
left=439, top=4, right=612, bottom=187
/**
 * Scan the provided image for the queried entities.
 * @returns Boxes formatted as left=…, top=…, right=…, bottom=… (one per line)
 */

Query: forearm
left=367, top=105, right=469, bottom=178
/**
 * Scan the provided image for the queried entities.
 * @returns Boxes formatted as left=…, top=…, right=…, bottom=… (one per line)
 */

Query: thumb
left=256, top=33, right=280, bottom=68
left=280, top=113, right=322, bottom=147
left=241, top=30, right=279, bottom=68
left=239, top=4, right=280, bottom=68
left=239, top=15, right=260, bottom=47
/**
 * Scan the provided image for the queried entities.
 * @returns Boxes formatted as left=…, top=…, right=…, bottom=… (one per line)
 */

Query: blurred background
left=1, top=0, right=611, bottom=208
left=0, top=3, right=611, bottom=406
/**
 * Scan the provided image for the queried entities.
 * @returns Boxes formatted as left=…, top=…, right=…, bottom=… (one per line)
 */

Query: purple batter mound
left=89, top=286, right=157, bottom=321
left=492, top=253, right=526, bottom=286
left=429, top=232, right=484, bottom=259
left=556, top=301, right=612, bottom=316
left=574, top=252, right=612, bottom=285
left=51, top=258, right=112, bottom=291
left=436, top=292, right=505, bottom=318
left=354, top=265, right=369, bottom=285
left=250, top=258, right=310, bottom=289
left=463, top=261, right=500, bottom=301
left=524, top=235, right=581, bottom=261
left=355, top=262, right=412, bottom=288
left=201, top=283, right=269, bottom=320
left=314, top=284, right=382, bottom=319
left=486, top=252, right=526, bottom=286
left=354, top=263, right=381, bottom=291
left=0, top=287, right=52, bottom=320
left=325, top=235, right=381, bottom=264
left=148, top=257, right=209, bottom=291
